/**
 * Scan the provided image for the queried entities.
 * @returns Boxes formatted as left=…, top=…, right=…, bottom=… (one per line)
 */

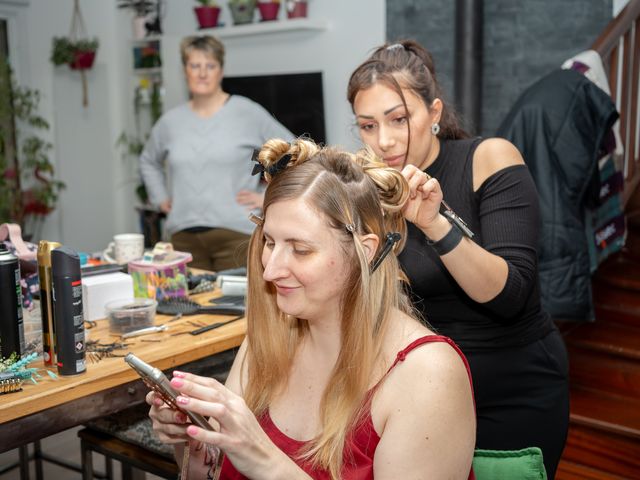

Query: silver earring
left=431, top=123, right=440, bottom=136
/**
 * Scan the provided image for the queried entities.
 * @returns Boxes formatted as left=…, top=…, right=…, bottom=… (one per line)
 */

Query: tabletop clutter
left=0, top=228, right=247, bottom=395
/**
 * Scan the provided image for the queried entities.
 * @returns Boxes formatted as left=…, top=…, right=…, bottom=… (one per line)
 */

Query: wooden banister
left=592, top=0, right=640, bottom=209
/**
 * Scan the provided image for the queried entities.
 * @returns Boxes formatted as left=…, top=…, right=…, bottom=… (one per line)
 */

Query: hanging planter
left=51, top=37, right=99, bottom=70
left=49, top=0, right=99, bottom=107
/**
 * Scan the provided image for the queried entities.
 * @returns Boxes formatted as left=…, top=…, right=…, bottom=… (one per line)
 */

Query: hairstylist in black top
left=347, top=39, right=569, bottom=479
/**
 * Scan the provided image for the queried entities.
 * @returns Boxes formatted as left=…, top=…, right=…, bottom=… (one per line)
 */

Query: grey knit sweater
left=139, top=95, right=293, bottom=236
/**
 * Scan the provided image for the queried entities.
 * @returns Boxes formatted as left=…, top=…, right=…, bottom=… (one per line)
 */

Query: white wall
left=161, top=0, right=385, bottom=151
left=2, top=0, right=137, bottom=252
left=2, top=0, right=384, bottom=251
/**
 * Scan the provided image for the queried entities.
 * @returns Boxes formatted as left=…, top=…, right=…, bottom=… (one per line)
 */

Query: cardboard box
left=82, top=272, right=134, bottom=322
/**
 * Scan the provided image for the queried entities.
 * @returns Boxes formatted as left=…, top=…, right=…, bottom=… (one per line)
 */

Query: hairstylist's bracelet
left=426, top=209, right=473, bottom=256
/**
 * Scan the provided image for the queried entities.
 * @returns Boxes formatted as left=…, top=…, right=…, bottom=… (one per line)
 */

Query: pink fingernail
left=171, top=378, right=184, bottom=388
left=176, top=395, right=189, bottom=405
left=186, top=425, right=199, bottom=436
left=173, top=371, right=186, bottom=378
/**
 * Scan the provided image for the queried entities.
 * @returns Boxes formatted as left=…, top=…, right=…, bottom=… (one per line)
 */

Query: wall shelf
left=133, top=67, right=162, bottom=76
left=197, top=18, right=329, bottom=39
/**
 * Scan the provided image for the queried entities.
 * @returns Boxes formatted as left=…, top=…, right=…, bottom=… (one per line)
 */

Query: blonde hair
left=244, top=138, right=414, bottom=479
left=179, top=35, right=225, bottom=67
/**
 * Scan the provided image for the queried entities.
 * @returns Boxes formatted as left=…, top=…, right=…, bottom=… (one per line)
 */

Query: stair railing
left=592, top=0, right=640, bottom=209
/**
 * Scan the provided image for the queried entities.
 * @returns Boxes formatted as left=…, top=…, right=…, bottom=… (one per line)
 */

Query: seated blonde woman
left=147, top=138, right=476, bottom=480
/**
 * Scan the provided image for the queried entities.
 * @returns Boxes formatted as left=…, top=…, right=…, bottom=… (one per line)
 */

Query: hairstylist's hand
left=169, top=371, right=283, bottom=478
left=159, top=199, right=172, bottom=214
left=236, top=190, right=264, bottom=211
left=146, top=390, right=191, bottom=444
left=400, top=165, right=443, bottom=231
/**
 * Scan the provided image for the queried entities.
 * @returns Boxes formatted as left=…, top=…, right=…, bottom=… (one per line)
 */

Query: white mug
left=103, top=233, right=145, bottom=264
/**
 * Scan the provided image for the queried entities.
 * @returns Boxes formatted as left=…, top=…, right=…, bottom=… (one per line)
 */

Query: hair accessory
left=248, top=212, right=263, bottom=226
left=345, top=223, right=355, bottom=234
left=250, top=151, right=293, bottom=178
left=386, top=43, right=404, bottom=51
left=250, top=149, right=263, bottom=176
left=370, top=232, right=402, bottom=273
left=431, top=123, right=440, bottom=135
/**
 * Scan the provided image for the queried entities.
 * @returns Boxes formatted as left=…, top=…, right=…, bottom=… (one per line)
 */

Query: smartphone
left=124, top=352, right=213, bottom=431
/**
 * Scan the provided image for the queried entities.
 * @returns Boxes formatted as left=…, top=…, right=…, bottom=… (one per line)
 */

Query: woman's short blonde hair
left=179, top=35, right=225, bottom=67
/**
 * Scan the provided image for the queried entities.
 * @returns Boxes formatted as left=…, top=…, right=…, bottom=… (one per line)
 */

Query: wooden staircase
left=555, top=3, right=640, bottom=477
left=556, top=219, right=640, bottom=479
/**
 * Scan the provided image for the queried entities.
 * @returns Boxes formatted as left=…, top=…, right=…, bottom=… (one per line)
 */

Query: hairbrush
left=157, top=297, right=245, bottom=316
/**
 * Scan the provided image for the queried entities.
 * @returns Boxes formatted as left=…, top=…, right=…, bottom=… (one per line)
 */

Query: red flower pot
left=194, top=6, right=221, bottom=29
left=286, top=1, right=307, bottom=18
left=69, top=50, right=96, bottom=70
left=258, top=2, right=280, bottom=21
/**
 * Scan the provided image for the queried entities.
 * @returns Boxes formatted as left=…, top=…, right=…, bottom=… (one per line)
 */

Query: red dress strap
left=381, top=335, right=475, bottom=405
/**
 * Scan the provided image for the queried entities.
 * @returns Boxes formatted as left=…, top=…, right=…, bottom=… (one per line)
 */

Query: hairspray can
left=0, top=243, right=25, bottom=359
left=51, top=246, right=86, bottom=375
left=37, top=240, right=61, bottom=365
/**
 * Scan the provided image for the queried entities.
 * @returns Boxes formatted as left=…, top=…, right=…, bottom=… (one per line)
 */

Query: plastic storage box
left=128, top=251, right=192, bottom=300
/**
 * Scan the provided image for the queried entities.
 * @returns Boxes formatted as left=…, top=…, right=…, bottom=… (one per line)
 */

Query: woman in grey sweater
left=139, top=35, right=293, bottom=270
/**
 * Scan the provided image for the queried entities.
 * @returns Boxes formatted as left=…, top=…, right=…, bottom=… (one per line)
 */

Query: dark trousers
left=466, top=329, right=570, bottom=479
left=171, top=228, right=250, bottom=271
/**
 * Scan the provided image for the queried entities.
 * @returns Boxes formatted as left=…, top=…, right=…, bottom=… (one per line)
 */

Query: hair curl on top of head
left=252, top=138, right=322, bottom=183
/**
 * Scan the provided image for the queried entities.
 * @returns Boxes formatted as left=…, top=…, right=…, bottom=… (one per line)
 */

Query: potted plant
left=50, top=0, right=99, bottom=107
left=285, top=0, right=308, bottom=19
left=194, top=0, right=221, bottom=29
left=0, top=60, right=65, bottom=236
left=257, top=0, right=280, bottom=21
left=118, top=0, right=158, bottom=39
left=228, top=0, right=257, bottom=25
left=50, top=37, right=99, bottom=70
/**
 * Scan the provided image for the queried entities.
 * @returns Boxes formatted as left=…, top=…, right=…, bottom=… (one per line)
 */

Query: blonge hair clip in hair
left=370, top=232, right=402, bottom=273
left=249, top=212, right=263, bottom=226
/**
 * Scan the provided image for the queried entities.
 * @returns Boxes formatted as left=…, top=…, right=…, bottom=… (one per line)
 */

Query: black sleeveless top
left=399, top=138, right=554, bottom=350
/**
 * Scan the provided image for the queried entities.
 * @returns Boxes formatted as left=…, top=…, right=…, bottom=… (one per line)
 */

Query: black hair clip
left=251, top=150, right=292, bottom=178
left=370, top=232, right=402, bottom=273
left=250, top=149, right=263, bottom=176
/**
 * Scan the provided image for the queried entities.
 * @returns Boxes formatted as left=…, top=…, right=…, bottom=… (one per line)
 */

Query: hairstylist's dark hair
left=347, top=40, right=469, bottom=140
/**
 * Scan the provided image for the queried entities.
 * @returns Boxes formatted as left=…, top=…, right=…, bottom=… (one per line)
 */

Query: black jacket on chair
left=497, top=68, right=618, bottom=321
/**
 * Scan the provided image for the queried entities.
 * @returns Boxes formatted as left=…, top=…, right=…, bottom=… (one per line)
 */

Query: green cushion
left=472, top=447, right=547, bottom=480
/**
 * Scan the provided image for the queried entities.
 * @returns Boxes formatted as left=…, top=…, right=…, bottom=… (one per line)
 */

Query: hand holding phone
left=125, top=353, right=213, bottom=431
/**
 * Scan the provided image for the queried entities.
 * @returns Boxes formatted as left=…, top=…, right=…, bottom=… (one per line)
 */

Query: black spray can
left=51, top=246, right=86, bottom=375
left=37, top=241, right=61, bottom=366
left=0, top=243, right=24, bottom=359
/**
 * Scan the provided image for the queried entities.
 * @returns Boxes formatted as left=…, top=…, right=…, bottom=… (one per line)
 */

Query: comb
left=157, top=297, right=245, bottom=316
